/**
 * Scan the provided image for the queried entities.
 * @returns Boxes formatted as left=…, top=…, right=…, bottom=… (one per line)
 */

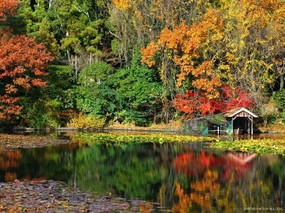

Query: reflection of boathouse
left=222, top=152, right=257, bottom=180
left=184, top=107, right=258, bottom=135
left=226, top=152, right=257, bottom=165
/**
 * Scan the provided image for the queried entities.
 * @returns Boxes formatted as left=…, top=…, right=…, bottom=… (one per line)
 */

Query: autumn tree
left=110, top=0, right=214, bottom=64
left=0, top=1, right=53, bottom=120
left=173, top=85, right=255, bottom=118
left=141, top=9, right=229, bottom=118
left=218, top=0, right=285, bottom=105
left=0, top=0, right=18, bottom=21
left=110, top=0, right=210, bottom=121
left=142, top=10, right=224, bottom=98
left=142, top=0, right=285, bottom=118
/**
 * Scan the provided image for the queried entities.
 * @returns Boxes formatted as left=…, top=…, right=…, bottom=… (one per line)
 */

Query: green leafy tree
left=19, top=0, right=110, bottom=78
left=76, top=62, right=117, bottom=122
left=273, top=89, right=285, bottom=123
left=114, top=51, right=162, bottom=126
left=21, top=65, right=75, bottom=128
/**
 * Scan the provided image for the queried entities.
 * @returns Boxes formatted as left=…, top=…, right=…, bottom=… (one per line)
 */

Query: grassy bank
left=69, top=132, right=217, bottom=145
left=210, top=138, right=285, bottom=155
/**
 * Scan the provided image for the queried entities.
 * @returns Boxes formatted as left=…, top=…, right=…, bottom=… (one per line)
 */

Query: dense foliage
left=0, top=0, right=53, bottom=126
left=0, top=0, right=284, bottom=127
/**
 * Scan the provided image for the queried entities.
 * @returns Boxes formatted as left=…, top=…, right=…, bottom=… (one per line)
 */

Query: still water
left=0, top=134, right=284, bottom=212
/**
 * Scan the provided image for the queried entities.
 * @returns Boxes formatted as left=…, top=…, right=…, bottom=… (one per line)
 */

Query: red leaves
left=0, top=35, right=53, bottom=72
left=174, top=91, right=199, bottom=115
left=0, top=1, right=54, bottom=120
left=174, top=85, right=255, bottom=118
left=0, top=34, right=53, bottom=120
left=0, top=0, right=18, bottom=20
left=31, top=79, right=47, bottom=87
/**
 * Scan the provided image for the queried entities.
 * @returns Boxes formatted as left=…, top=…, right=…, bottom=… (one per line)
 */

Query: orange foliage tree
left=142, top=0, right=284, bottom=117
left=0, top=0, right=18, bottom=21
left=0, top=1, right=53, bottom=120
left=141, top=10, right=224, bottom=99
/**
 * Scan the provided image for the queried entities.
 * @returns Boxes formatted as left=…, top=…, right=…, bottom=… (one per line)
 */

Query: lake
left=0, top=132, right=284, bottom=212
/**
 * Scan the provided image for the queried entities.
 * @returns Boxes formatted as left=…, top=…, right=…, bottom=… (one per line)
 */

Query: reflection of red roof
left=173, top=151, right=256, bottom=181
left=218, top=153, right=256, bottom=181
left=226, top=153, right=257, bottom=165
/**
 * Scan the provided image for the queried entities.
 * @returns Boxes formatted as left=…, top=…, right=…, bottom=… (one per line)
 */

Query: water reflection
left=173, top=151, right=257, bottom=180
left=0, top=138, right=284, bottom=212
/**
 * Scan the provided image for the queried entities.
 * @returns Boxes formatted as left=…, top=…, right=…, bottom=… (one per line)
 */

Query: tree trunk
left=279, top=65, right=285, bottom=90
left=74, top=55, right=79, bottom=80
left=48, top=0, right=53, bottom=9
left=280, top=74, right=284, bottom=90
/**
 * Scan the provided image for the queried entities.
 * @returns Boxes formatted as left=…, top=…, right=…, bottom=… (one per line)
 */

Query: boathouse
left=224, top=107, right=258, bottom=135
left=184, top=114, right=228, bottom=135
left=184, top=107, right=258, bottom=135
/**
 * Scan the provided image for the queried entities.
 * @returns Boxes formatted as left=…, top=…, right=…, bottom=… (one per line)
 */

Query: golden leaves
left=141, top=41, right=159, bottom=67
left=141, top=0, right=285, bottom=109
left=112, top=0, right=131, bottom=10
left=141, top=10, right=224, bottom=98
left=5, top=84, right=17, bottom=94
left=32, top=79, right=47, bottom=87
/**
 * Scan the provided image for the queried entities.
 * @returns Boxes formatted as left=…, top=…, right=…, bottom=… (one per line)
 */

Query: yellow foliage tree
left=142, top=0, right=285, bottom=108
left=219, top=0, right=285, bottom=105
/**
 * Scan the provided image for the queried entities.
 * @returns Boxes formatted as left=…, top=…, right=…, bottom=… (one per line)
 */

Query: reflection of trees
left=172, top=170, right=220, bottom=212
left=0, top=150, right=22, bottom=169
left=1, top=138, right=284, bottom=212
left=0, top=150, right=22, bottom=182
left=19, top=145, right=74, bottom=181
left=171, top=151, right=284, bottom=212
left=71, top=143, right=162, bottom=200
left=113, top=152, right=161, bottom=199
left=268, top=155, right=285, bottom=205
left=173, top=151, right=257, bottom=181
left=69, top=144, right=114, bottom=195
left=0, top=145, right=76, bottom=183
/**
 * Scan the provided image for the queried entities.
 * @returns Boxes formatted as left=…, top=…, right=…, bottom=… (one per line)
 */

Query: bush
left=67, top=113, right=105, bottom=129
left=280, top=111, right=285, bottom=123
left=26, top=99, right=61, bottom=129
left=273, top=89, right=285, bottom=110
left=273, top=89, right=285, bottom=124
left=260, top=100, right=279, bottom=126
